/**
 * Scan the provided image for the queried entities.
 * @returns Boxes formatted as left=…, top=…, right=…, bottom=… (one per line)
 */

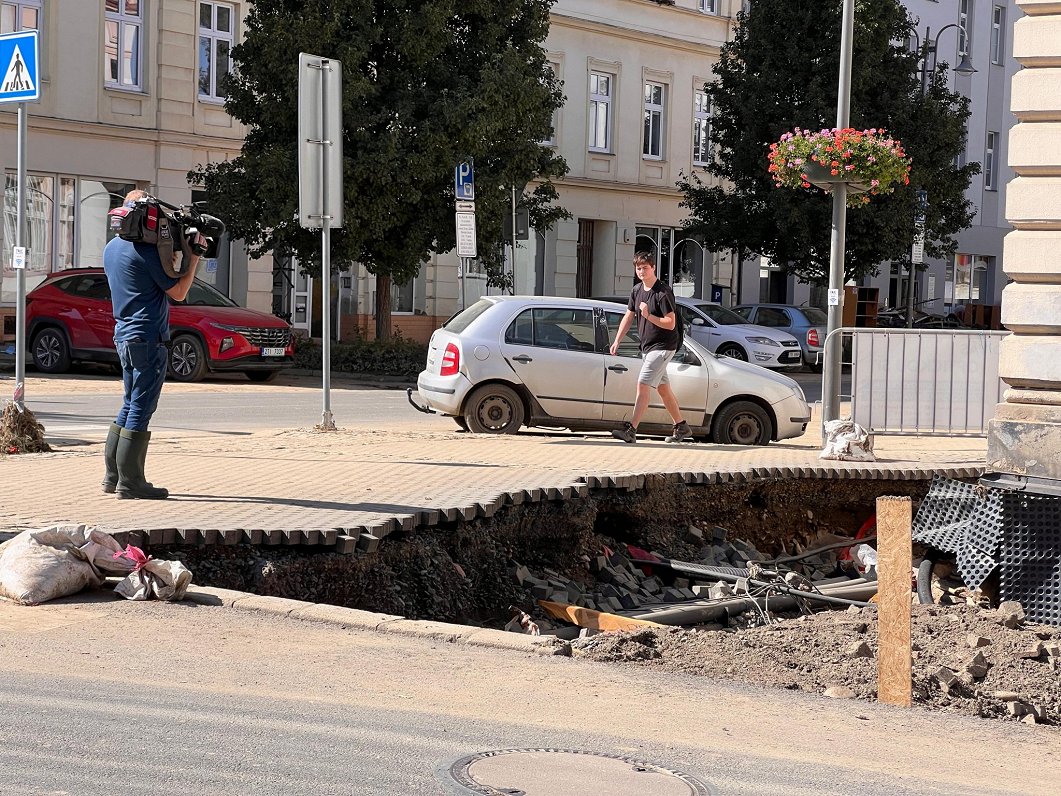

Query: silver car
left=595, top=295, right=803, bottom=369
left=412, top=296, right=810, bottom=445
left=733, top=303, right=828, bottom=371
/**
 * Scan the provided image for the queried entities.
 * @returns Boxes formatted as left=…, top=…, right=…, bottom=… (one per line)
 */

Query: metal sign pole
left=13, top=102, right=26, bottom=409
left=298, top=51, right=342, bottom=431
left=319, top=59, right=335, bottom=431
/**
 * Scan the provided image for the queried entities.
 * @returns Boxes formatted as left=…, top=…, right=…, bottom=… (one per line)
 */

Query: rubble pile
left=573, top=602, right=1061, bottom=726
left=509, top=524, right=777, bottom=614
left=509, top=524, right=857, bottom=615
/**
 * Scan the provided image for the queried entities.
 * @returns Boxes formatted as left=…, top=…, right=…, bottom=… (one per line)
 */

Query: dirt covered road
left=574, top=602, right=1061, bottom=726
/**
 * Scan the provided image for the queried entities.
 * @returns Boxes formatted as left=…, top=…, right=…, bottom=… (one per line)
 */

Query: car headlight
left=210, top=322, right=240, bottom=332
left=745, top=336, right=780, bottom=347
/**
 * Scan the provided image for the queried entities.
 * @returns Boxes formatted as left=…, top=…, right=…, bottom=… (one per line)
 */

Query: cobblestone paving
left=0, top=423, right=987, bottom=537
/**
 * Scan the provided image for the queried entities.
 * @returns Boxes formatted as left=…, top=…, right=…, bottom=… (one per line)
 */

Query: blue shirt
left=103, top=236, right=179, bottom=344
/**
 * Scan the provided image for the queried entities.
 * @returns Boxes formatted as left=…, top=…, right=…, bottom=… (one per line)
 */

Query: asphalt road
left=7, top=368, right=843, bottom=444
left=1, top=595, right=1051, bottom=796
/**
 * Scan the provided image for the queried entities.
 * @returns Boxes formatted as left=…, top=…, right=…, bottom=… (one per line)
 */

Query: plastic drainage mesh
left=999, top=493, right=1061, bottom=626
left=912, top=475, right=1003, bottom=590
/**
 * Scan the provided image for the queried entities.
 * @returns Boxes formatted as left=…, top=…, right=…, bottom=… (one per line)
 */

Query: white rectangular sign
left=455, top=201, right=475, bottom=214
left=828, top=288, right=839, bottom=307
left=911, top=233, right=925, bottom=265
left=11, top=245, right=25, bottom=270
left=456, top=212, right=477, bottom=258
left=298, top=53, right=343, bottom=230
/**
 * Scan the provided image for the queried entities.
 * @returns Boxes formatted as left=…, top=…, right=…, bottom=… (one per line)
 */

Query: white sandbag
left=819, top=418, right=875, bottom=462
left=113, top=546, right=192, bottom=602
left=0, top=525, right=132, bottom=606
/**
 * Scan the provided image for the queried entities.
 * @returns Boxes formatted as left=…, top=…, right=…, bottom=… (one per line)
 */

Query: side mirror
left=690, top=317, right=706, bottom=326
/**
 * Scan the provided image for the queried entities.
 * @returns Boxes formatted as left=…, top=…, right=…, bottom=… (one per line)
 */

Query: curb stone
left=187, top=586, right=568, bottom=656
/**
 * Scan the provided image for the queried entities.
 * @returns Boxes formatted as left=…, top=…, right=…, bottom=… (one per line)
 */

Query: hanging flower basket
left=768, top=127, right=912, bottom=206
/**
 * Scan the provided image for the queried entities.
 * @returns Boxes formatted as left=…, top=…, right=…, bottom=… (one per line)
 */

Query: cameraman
left=101, top=189, right=200, bottom=500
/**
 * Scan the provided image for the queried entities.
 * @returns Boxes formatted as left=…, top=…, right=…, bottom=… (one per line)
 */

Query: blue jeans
left=114, top=339, right=168, bottom=432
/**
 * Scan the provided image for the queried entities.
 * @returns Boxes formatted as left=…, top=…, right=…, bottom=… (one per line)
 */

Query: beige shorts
left=638, top=349, right=675, bottom=388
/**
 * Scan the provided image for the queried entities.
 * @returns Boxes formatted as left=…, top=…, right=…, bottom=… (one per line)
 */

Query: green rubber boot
left=101, top=423, right=122, bottom=494
left=116, top=428, right=169, bottom=500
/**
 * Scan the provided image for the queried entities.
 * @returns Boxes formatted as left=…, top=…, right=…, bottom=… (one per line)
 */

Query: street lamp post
left=822, top=0, right=856, bottom=429
left=904, top=24, right=975, bottom=328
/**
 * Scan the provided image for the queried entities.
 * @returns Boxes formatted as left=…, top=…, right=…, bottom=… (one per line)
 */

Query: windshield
left=802, top=307, right=828, bottom=324
left=171, top=279, right=238, bottom=307
left=692, top=303, right=748, bottom=325
left=443, top=299, right=494, bottom=333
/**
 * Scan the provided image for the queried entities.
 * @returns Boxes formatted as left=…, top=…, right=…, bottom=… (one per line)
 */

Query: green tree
left=190, top=0, right=567, bottom=338
left=678, top=0, right=977, bottom=287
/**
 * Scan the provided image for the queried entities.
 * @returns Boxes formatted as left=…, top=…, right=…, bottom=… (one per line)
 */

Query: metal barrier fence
left=822, top=327, right=1009, bottom=436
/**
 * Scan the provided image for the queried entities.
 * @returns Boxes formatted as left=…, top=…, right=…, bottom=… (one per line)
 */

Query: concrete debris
left=964, top=651, right=991, bottom=680
left=510, top=536, right=770, bottom=617
left=966, top=634, right=991, bottom=648
left=824, top=685, right=857, bottom=699
left=844, top=640, right=873, bottom=659
left=996, top=601, right=1025, bottom=629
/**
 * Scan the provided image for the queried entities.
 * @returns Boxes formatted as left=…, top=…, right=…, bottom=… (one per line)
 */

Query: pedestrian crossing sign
left=0, top=30, right=39, bottom=103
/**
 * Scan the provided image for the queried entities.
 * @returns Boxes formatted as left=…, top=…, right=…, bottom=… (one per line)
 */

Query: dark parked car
left=733, top=303, right=828, bottom=371
left=25, top=267, right=294, bottom=382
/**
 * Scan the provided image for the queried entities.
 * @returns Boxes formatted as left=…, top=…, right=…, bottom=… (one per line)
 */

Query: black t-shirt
left=628, top=281, right=679, bottom=352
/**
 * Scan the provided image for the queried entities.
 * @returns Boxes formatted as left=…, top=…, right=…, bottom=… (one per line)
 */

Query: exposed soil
left=573, top=603, right=1061, bottom=726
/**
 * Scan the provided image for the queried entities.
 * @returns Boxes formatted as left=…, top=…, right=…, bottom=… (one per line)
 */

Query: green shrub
left=292, top=334, right=427, bottom=378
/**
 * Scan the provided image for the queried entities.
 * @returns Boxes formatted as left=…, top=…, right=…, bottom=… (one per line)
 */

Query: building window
left=542, top=61, right=559, bottom=146
left=589, top=72, right=612, bottom=152
left=698, top=0, right=718, bottom=13
left=958, top=0, right=970, bottom=56
left=1, top=0, right=40, bottom=33
left=199, top=1, right=234, bottom=102
left=104, top=1, right=142, bottom=90
left=692, top=91, right=712, bottom=166
left=949, top=254, right=991, bottom=303
left=643, top=82, right=665, bottom=160
left=985, top=131, right=998, bottom=190
left=991, top=5, right=1005, bottom=65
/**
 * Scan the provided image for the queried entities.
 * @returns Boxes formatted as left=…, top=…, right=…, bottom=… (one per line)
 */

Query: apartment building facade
left=0, top=0, right=272, bottom=343
left=339, top=0, right=743, bottom=341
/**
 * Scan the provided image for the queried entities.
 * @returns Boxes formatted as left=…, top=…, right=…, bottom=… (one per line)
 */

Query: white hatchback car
left=412, top=296, right=810, bottom=445
left=595, top=295, right=803, bottom=368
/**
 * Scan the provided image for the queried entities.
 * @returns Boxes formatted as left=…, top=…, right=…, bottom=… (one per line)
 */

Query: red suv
left=25, top=268, right=294, bottom=382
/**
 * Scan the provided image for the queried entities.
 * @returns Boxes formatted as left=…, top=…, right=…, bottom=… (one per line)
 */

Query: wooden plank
left=335, top=534, right=357, bottom=554
left=538, top=600, right=667, bottom=632
left=877, top=495, right=913, bottom=708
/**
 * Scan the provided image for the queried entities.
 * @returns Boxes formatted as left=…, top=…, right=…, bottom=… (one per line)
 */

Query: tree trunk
left=375, top=273, right=392, bottom=341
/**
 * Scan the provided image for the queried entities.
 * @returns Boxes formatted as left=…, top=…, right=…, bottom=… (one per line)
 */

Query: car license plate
left=262, top=347, right=285, bottom=357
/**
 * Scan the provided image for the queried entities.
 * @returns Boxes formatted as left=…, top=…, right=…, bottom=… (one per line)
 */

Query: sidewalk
left=0, top=417, right=987, bottom=545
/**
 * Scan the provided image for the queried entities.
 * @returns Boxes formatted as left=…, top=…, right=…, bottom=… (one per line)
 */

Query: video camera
left=108, top=194, right=226, bottom=278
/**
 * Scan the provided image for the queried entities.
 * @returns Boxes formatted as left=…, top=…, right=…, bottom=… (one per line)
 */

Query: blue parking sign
left=455, top=160, right=474, bottom=201
left=0, top=30, right=39, bottom=103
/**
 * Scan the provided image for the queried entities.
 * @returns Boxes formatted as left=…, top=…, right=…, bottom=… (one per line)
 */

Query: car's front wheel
left=168, top=334, right=208, bottom=382
left=31, top=327, right=71, bottom=373
left=464, top=383, right=524, bottom=434
left=712, top=400, right=773, bottom=445
left=716, top=343, right=747, bottom=361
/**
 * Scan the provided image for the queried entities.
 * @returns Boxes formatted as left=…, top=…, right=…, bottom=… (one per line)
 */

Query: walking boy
left=609, top=252, right=692, bottom=444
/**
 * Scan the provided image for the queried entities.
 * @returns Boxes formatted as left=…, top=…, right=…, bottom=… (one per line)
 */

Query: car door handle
left=608, top=364, right=628, bottom=372
left=511, top=354, right=533, bottom=364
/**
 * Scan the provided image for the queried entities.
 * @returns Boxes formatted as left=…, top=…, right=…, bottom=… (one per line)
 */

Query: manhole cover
left=442, top=749, right=713, bottom=796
